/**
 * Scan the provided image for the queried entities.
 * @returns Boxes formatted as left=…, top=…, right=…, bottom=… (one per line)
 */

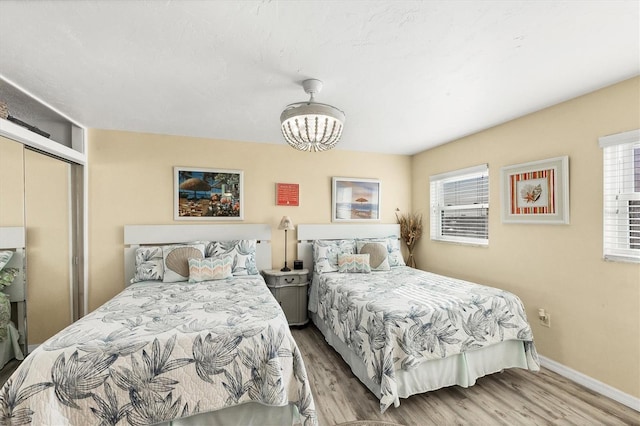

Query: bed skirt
left=310, top=311, right=538, bottom=403
left=164, top=402, right=298, bottom=426
left=0, top=322, right=23, bottom=369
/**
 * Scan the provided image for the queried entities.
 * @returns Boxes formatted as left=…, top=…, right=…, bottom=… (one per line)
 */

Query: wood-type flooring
left=292, top=325, right=639, bottom=426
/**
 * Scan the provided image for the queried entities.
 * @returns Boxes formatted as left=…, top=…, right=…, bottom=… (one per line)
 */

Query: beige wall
left=87, top=130, right=411, bottom=309
left=412, top=77, right=640, bottom=398
left=87, top=76, right=638, bottom=399
left=0, top=136, right=25, bottom=226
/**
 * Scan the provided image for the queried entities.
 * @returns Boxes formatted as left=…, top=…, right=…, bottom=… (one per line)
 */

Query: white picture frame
left=332, top=177, right=381, bottom=222
left=174, top=167, right=244, bottom=221
left=500, top=156, right=569, bottom=224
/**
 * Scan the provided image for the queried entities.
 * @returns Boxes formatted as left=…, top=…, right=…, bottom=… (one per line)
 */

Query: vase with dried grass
left=396, top=211, right=422, bottom=268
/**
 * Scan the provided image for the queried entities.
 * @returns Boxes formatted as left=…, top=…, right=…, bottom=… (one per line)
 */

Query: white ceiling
left=0, top=1, right=638, bottom=155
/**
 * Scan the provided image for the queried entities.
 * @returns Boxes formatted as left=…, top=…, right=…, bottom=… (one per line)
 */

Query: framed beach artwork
left=500, top=156, right=569, bottom=224
left=174, top=167, right=244, bottom=220
left=332, top=177, right=381, bottom=222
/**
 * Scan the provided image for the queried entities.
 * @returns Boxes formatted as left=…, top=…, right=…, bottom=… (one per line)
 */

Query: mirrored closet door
left=0, top=136, right=27, bottom=374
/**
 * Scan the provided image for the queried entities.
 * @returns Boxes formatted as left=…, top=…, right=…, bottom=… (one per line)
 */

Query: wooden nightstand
left=261, top=269, right=309, bottom=326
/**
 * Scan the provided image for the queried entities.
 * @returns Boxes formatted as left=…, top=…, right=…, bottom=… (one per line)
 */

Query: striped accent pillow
left=338, top=253, right=371, bottom=273
left=188, top=255, right=233, bottom=283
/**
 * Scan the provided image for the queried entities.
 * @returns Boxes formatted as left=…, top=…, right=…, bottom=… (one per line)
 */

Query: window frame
left=429, top=164, right=489, bottom=246
left=599, top=129, right=640, bottom=263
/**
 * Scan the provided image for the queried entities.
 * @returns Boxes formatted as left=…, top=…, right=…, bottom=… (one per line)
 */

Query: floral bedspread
left=312, top=266, right=539, bottom=412
left=0, top=277, right=317, bottom=425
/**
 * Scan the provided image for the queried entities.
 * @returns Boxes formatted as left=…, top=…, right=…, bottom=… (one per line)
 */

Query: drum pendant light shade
left=280, top=79, right=345, bottom=152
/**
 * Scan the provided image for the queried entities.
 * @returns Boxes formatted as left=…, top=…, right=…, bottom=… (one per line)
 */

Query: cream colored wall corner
left=411, top=76, right=640, bottom=399
left=0, top=136, right=25, bottom=226
left=87, top=130, right=411, bottom=310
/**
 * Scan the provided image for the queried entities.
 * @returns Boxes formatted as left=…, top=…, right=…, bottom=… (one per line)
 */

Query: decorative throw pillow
left=131, top=246, right=165, bottom=283
left=0, top=292, right=9, bottom=341
left=356, top=241, right=390, bottom=271
left=188, top=255, right=233, bottom=283
left=205, top=240, right=258, bottom=276
left=357, top=237, right=405, bottom=267
left=385, top=237, right=406, bottom=267
left=162, top=243, right=206, bottom=283
left=312, top=239, right=356, bottom=273
left=0, top=268, right=18, bottom=290
left=0, top=251, right=13, bottom=271
left=338, top=253, right=371, bottom=273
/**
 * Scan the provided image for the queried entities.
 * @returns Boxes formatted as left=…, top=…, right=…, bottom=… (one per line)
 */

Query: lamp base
left=280, top=266, right=291, bottom=272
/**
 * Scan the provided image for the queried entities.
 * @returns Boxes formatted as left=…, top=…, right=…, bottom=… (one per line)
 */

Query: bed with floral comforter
left=311, top=266, right=539, bottom=412
left=0, top=277, right=317, bottom=425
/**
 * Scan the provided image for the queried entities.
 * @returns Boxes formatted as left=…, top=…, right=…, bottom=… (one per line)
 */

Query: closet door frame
left=0, top=119, right=87, bottom=332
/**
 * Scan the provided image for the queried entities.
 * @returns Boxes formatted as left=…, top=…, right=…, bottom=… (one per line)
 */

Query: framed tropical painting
left=500, top=156, right=569, bottom=224
left=174, top=167, right=243, bottom=220
left=332, top=177, right=381, bottom=222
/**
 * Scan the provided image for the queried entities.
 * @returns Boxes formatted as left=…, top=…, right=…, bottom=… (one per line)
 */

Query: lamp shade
left=278, top=216, right=295, bottom=231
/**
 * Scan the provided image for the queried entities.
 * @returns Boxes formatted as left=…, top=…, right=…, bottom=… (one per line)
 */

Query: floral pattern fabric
left=0, top=251, right=13, bottom=272
left=312, top=239, right=356, bottom=273
left=313, top=266, right=539, bottom=412
left=0, top=293, right=9, bottom=342
left=357, top=237, right=405, bottom=267
left=0, top=277, right=317, bottom=425
left=205, top=240, right=259, bottom=276
left=0, top=268, right=17, bottom=290
left=130, top=246, right=164, bottom=283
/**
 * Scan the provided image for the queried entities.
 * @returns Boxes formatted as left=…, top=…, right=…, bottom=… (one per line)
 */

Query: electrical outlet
left=540, top=313, right=551, bottom=328
left=538, top=308, right=551, bottom=328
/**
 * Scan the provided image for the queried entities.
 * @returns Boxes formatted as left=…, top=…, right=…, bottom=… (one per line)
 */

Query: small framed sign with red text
left=276, top=183, right=299, bottom=206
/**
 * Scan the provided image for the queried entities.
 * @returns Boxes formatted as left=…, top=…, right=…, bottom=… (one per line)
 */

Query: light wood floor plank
left=291, top=325, right=640, bottom=426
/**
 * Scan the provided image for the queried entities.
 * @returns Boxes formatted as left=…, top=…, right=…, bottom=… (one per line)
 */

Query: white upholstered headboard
left=124, top=224, right=272, bottom=285
left=296, top=224, right=400, bottom=272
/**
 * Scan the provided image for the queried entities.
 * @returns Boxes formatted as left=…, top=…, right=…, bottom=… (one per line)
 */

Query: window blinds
left=430, top=164, right=489, bottom=245
left=599, top=129, right=640, bottom=263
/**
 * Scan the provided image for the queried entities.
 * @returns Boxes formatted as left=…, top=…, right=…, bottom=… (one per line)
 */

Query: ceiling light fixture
left=280, top=79, right=345, bottom=152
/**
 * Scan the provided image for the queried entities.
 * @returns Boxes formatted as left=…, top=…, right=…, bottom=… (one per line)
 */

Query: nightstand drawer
left=261, top=269, right=309, bottom=287
left=268, top=274, right=306, bottom=286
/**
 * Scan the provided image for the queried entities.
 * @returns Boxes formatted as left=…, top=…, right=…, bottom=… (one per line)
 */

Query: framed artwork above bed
left=174, top=167, right=243, bottom=220
left=332, top=177, right=381, bottom=222
left=500, top=155, right=569, bottom=224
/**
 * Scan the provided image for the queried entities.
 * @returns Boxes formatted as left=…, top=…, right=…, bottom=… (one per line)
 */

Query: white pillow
left=0, top=251, right=13, bottom=271
left=312, top=239, right=356, bottom=273
left=357, top=237, right=405, bottom=267
left=162, top=244, right=206, bottom=283
left=205, top=240, right=258, bottom=276
left=385, top=237, right=406, bottom=267
left=188, top=255, right=233, bottom=283
left=131, top=246, right=164, bottom=283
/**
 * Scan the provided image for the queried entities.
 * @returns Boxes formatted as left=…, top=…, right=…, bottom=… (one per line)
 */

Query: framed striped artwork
left=500, top=156, right=569, bottom=224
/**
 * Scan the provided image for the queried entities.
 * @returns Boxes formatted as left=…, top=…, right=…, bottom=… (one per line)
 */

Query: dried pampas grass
left=395, top=211, right=422, bottom=267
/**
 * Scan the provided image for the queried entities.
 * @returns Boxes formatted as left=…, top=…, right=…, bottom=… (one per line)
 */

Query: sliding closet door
left=24, top=149, right=72, bottom=344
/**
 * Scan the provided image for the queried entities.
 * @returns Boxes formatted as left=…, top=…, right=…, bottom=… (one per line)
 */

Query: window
left=599, top=129, right=640, bottom=263
left=430, top=164, right=489, bottom=245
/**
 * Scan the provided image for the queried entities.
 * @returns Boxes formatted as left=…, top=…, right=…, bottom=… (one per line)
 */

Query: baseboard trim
left=539, top=355, right=639, bottom=412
